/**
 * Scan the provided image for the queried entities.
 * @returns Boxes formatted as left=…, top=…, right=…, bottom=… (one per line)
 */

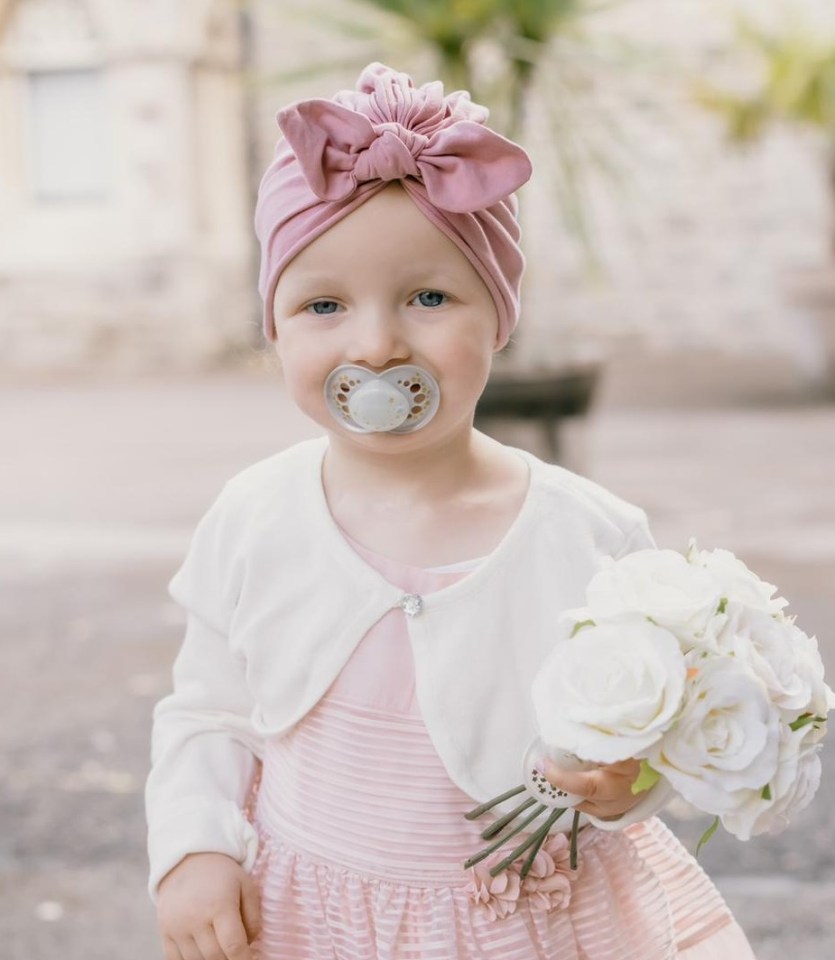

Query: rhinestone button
left=399, top=593, right=423, bottom=617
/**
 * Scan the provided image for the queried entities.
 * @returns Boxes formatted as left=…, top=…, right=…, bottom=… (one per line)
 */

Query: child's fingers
left=161, top=936, right=186, bottom=960
left=170, top=936, right=205, bottom=960
left=541, top=758, right=641, bottom=818
left=541, top=759, right=639, bottom=799
left=213, top=908, right=255, bottom=960
left=540, top=760, right=596, bottom=800
left=189, top=927, right=222, bottom=960
left=240, top=875, right=262, bottom=944
left=601, top=759, right=641, bottom=778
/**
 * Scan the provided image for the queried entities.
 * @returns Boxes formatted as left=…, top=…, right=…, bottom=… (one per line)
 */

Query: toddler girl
left=145, top=63, right=757, bottom=960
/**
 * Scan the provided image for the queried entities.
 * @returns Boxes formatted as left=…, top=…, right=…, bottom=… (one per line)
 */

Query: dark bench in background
left=474, top=366, right=600, bottom=463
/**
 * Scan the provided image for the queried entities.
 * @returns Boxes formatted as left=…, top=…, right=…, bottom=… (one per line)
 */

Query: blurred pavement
left=1, top=365, right=834, bottom=959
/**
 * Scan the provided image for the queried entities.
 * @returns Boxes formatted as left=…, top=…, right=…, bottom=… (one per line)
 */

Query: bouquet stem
left=570, top=810, right=580, bottom=869
left=464, top=785, right=584, bottom=877
left=513, top=806, right=567, bottom=879
left=463, top=802, right=547, bottom=869
left=463, top=784, right=527, bottom=820
left=480, top=796, right=537, bottom=839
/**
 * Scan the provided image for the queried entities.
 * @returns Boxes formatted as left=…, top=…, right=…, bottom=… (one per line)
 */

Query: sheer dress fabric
left=247, top=533, right=757, bottom=960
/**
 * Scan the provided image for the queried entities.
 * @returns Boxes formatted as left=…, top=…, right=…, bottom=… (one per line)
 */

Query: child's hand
left=156, top=852, right=261, bottom=960
left=539, top=757, right=642, bottom=822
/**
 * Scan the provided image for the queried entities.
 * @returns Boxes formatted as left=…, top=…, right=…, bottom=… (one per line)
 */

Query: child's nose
left=345, top=311, right=410, bottom=369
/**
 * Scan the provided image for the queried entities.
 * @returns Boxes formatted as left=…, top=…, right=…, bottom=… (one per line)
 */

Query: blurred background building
left=1, top=0, right=835, bottom=401
left=0, top=0, right=254, bottom=373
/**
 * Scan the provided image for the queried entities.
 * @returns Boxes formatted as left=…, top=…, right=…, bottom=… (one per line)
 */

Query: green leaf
left=569, top=619, right=595, bottom=638
left=761, top=783, right=772, bottom=801
left=697, top=15, right=835, bottom=141
left=631, top=759, right=661, bottom=795
left=717, top=598, right=728, bottom=614
left=789, top=713, right=827, bottom=732
left=695, top=816, right=720, bottom=859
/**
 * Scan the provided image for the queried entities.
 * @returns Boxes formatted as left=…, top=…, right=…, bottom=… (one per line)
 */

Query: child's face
left=272, top=183, right=500, bottom=448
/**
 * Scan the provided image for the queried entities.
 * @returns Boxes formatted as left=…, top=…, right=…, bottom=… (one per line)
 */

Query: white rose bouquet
left=463, top=539, right=833, bottom=881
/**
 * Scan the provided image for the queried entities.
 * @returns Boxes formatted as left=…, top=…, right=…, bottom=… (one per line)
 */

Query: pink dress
left=248, top=533, right=757, bottom=960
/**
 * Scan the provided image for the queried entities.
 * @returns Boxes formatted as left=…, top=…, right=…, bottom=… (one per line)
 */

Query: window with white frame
left=26, top=67, right=110, bottom=202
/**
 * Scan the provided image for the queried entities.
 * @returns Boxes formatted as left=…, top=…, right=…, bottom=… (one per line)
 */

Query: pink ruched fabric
left=254, top=62, right=532, bottom=349
left=246, top=534, right=757, bottom=960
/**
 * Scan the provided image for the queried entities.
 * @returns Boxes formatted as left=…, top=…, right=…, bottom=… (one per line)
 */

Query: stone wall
left=517, top=0, right=833, bottom=388
left=0, top=0, right=258, bottom=377
left=1, top=0, right=834, bottom=389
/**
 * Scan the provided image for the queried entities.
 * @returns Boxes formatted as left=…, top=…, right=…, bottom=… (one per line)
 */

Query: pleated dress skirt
left=247, top=533, right=757, bottom=960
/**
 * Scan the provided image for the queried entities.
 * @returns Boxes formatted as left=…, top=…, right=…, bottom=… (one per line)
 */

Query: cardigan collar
left=299, top=435, right=547, bottom=610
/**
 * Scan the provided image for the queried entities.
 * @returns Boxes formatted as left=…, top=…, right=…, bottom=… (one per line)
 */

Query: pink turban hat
left=255, top=62, right=533, bottom=349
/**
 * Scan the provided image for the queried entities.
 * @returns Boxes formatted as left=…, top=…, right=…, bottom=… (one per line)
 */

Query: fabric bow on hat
left=277, top=98, right=532, bottom=214
left=255, top=62, right=532, bottom=348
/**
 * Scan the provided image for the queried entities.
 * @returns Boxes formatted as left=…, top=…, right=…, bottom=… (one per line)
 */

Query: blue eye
left=307, top=300, right=340, bottom=316
left=413, top=290, right=447, bottom=308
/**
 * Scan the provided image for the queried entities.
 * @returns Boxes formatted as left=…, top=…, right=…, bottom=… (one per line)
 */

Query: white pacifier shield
left=348, top=379, right=410, bottom=431
left=522, top=736, right=598, bottom=809
left=324, top=364, right=440, bottom=434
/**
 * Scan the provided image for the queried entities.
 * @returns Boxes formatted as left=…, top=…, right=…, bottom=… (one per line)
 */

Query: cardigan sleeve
left=585, top=513, right=674, bottom=831
left=144, top=484, right=263, bottom=903
left=612, top=510, right=655, bottom=560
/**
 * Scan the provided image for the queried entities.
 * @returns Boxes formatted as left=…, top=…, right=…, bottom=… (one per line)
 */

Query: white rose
left=758, top=730, right=822, bottom=835
left=721, top=722, right=823, bottom=840
left=691, top=610, right=731, bottom=654
left=531, top=618, right=687, bottom=764
left=582, top=549, right=722, bottom=649
left=791, top=625, right=835, bottom=723
left=688, top=543, right=787, bottom=615
left=646, top=655, right=780, bottom=815
left=714, top=603, right=815, bottom=718
left=763, top=748, right=821, bottom=834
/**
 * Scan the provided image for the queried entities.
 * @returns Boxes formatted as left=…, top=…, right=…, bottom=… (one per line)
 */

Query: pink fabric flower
left=539, top=832, right=577, bottom=874
left=466, top=859, right=523, bottom=921
left=522, top=833, right=578, bottom=912
left=521, top=833, right=580, bottom=913
left=465, top=833, right=581, bottom=920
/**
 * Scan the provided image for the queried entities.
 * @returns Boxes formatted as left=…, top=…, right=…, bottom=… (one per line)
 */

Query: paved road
left=1, top=369, right=834, bottom=959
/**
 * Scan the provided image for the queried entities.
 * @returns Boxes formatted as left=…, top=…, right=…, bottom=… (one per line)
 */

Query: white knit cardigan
left=144, top=435, right=672, bottom=900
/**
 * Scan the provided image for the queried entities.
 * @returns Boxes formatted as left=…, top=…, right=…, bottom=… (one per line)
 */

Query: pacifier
left=323, top=364, right=440, bottom=434
left=522, top=736, right=599, bottom=809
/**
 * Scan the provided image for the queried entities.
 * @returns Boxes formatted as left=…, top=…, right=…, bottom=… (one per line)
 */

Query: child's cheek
left=274, top=344, right=323, bottom=415
left=447, top=337, right=494, bottom=388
